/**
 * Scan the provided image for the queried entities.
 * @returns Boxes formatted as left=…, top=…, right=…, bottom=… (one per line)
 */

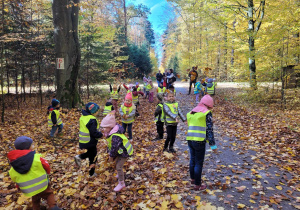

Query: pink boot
left=114, top=181, right=126, bottom=192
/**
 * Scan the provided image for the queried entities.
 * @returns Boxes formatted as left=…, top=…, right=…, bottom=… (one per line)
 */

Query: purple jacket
left=108, top=124, right=130, bottom=158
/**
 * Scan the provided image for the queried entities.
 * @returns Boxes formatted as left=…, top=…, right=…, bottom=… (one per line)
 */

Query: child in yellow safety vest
left=163, top=91, right=186, bottom=153
left=7, top=136, right=62, bottom=210
left=144, top=80, right=153, bottom=100
left=119, top=93, right=136, bottom=140
left=103, top=101, right=114, bottom=116
left=74, top=102, right=103, bottom=177
left=154, top=94, right=164, bottom=140
left=131, top=86, right=144, bottom=117
left=186, top=95, right=217, bottom=191
left=100, top=111, right=133, bottom=192
left=48, top=99, right=63, bottom=137
left=109, top=83, right=121, bottom=111
left=157, top=82, right=166, bottom=97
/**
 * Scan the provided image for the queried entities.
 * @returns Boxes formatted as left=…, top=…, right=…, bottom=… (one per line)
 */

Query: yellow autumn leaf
left=276, top=186, right=282, bottom=190
left=249, top=199, right=256, bottom=203
left=138, top=190, right=144, bottom=194
left=161, top=200, right=169, bottom=209
left=175, top=202, right=184, bottom=208
left=237, top=203, right=246, bottom=208
left=17, top=194, right=30, bottom=205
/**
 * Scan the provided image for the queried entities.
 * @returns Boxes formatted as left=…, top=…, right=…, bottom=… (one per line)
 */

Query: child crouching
left=100, top=111, right=133, bottom=192
left=8, top=136, right=62, bottom=210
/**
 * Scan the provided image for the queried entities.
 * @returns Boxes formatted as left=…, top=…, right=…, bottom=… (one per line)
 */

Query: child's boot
left=114, top=181, right=126, bottom=192
left=74, top=155, right=82, bottom=167
left=169, top=147, right=176, bottom=153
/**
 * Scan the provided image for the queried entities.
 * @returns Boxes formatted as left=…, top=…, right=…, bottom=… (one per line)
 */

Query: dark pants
left=32, top=184, right=56, bottom=210
left=164, top=125, right=177, bottom=149
left=188, top=140, right=206, bottom=185
left=156, top=121, right=164, bottom=138
left=189, top=81, right=196, bottom=94
left=80, top=146, right=97, bottom=176
left=122, top=123, right=133, bottom=139
left=145, top=91, right=150, bottom=99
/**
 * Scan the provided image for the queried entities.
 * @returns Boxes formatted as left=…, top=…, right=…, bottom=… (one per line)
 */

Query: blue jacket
left=194, top=82, right=201, bottom=94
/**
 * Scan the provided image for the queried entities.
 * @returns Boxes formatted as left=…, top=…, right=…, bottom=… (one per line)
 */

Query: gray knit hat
left=14, top=136, right=33, bottom=150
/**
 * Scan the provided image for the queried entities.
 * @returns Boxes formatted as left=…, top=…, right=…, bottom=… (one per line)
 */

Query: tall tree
left=52, top=0, right=81, bottom=108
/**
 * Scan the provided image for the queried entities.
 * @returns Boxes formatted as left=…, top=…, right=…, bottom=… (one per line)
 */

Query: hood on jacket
left=7, top=150, right=35, bottom=174
left=82, top=109, right=92, bottom=116
left=108, top=124, right=125, bottom=137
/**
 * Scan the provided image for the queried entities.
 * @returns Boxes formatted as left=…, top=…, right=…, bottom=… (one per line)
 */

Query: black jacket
left=79, top=110, right=103, bottom=149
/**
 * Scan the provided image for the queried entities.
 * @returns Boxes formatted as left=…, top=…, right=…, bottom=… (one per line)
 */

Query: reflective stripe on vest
left=110, top=90, right=119, bottom=100
left=206, top=83, right=215, bottom=95
left=132, top=95, right=138, bottom=104
left=121, top=105, right=135, bottom=124
left=106, top=133, right=133, bottom=156
left=79, top=115, right=99, bottom=143
left=103, top=105, right=113, bottom=116
left=48, top=110, right=62, bottom=127
left=164, top=102, right=178, bottom=123
left=154, top=104, right=164, bottom=122
left=9, top=154, right=48, bottom=197
left=186, top=111, right=211, bottom=141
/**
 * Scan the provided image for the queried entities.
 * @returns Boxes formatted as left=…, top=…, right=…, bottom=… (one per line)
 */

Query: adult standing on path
left=188, top=67, right=198, bottom=95
left=156, top=71, right=163, bottom=86
left=186, top=95, right=217, bottom=191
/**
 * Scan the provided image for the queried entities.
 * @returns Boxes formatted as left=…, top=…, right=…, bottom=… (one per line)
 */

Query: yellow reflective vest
left=106, top=133, right=133, bottom=156
left=121, top=105, right=135, bottom=124
left=110, top=90, right=119, bottom=100
left=158, top=87, right=166, bottom=93
left=206, top=83, right=215, bottom=95
left=48, top=110, right=62, bottom=127
left=186, top=110, right=211, bottom=141
left=79, top=115, right=99, bottom=144
left=103, top=105, right=113, bottom=116
left=146, top=84, right=152, bottom=91
left=154, top=104, right=164, bottom=122
left=164, top=102, right=178, bottom=123
left=9, top=154, right=48, bottom=197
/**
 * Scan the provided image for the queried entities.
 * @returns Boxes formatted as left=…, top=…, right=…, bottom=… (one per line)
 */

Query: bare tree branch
left=254, top=0, right=266, bottom=35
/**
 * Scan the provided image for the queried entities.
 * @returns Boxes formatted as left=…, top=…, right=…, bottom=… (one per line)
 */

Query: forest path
left=170, top=82, right=297, bottom=210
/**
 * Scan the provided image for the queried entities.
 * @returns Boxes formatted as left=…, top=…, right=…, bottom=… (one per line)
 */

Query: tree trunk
left=224, top=23, right=228, bottom=80
left=52, top=0, right=81, bottom=108
left=1, top=40, right=5, bottom=122
left=123, top=0, right=127, bottom=41
left=248, top=0, right=257, bottom=89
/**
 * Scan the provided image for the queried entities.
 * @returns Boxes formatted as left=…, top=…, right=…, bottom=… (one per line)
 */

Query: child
left=109, top=83, right=121, bottom=111
left=48, top=99, right=63, bottom=137
left=100, top=111, right=133, bottom=192
left=157, top=82, right=166, bottom=96
left=144, top=80, right=153, bottom=99
left=103, top=101, right=114, bottom=116
left=205, top=78, right=215, bottom=95
left=123, top=83, right=133, bottom=94
left=8, top=136, right=62, bottom=210
left=147, top=81, right=154, bottom=102
left=154, top=94, right=164, bottom=140
left=47, top=95, right=56, bottom=115
left=194, top=80, right=202, bottom=103
left=186, top=95, right=217, bottom=191
left=168, top=84, right=176, bottom=97
left=119, top=93, right=136, bottom=140
left=136, top=82, right=142, bottom=92
left=163, top=91, right=186, bottom=153
left=143, top=76, right=148, bottom=94
left=131, top=86, right=144, bottom=117
left=74, top=102, right=103, bottom=177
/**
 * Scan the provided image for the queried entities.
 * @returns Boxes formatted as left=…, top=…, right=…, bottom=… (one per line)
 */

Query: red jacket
left=7, top=150, right=50, bottom=174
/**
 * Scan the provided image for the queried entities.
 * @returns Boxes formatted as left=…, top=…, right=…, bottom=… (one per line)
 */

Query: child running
left=8, top=136, right=62, bottom=210
left=119, top=93, right=136, bottom=140
left=74, top=102, right=103, bottom=177
left=100, top=111, right=133, bottom=192
left=186, top=95, right=217, bottom=191
left=48, top=99, right=63, bottom=137
left=163, top=91, right=186, bottom=153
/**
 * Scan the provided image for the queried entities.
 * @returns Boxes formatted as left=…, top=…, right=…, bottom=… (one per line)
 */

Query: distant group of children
left=193, top=77, right=216, bottom=103
left=8, top=78, right=218, bottom=209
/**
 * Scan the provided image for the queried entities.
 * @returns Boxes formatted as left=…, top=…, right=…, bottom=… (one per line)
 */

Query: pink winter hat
left=100, top=111, right=116, bottom=128
left=192, top=95, right=214, bottom=113
left=125, top=93, right=132, bottom=101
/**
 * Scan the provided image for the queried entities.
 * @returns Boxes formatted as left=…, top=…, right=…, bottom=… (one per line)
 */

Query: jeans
left=80, top=146, right=97, bottom=176
left=164, top=125, right=177, bottom=149
left=188, top=140, right=206, bottom=185
left=50, top=123, right=63, bottom=137
left=122, top=123, right=133, bottom=139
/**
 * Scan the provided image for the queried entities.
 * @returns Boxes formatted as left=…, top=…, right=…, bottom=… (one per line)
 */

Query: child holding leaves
left=119, top=93, right=136, bottom=140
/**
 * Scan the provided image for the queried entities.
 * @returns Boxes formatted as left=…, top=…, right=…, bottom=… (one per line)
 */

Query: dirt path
left=172, top=83, right=298, bottom=210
